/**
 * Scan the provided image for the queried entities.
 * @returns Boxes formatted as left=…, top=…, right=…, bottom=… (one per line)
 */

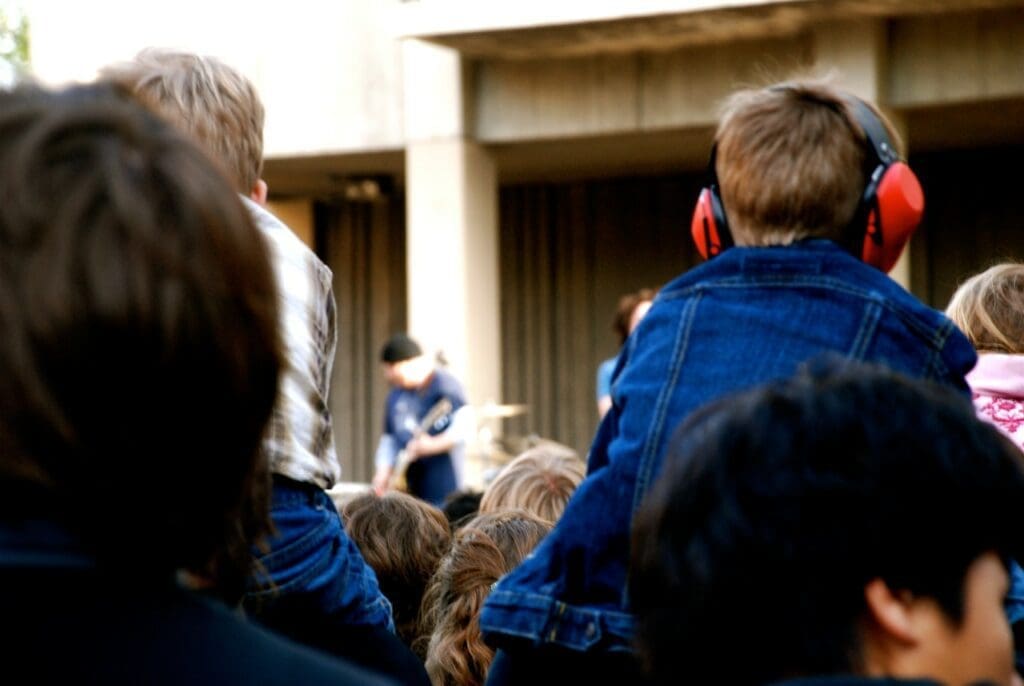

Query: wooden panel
left=910, top=144, right=1024, bottom=309
left=499, top=173, right=703, bottom=456
left=316, top=194, right=407, bottom=483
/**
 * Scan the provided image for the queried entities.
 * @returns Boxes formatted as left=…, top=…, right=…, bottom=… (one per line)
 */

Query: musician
left=373, top=334, right=471, bottom=506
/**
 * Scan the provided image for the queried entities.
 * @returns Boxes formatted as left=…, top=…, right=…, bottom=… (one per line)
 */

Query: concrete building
left=29, top=0, right=1024, bottom=480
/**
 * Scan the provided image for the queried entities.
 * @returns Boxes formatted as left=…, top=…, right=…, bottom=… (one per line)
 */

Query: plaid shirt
left=244, top=197, right=341, bottom=490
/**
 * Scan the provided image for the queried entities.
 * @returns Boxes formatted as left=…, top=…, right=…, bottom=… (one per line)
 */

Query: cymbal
left=476, top=402, right=528, bottom=418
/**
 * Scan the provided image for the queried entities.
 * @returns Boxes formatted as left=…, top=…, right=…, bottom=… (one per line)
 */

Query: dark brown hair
left=418, top=510, right=551, bottom=685
left=343, top=492, right=452, bottom=650
left=0, top=84, right=281, bottom=587
left=612, top=288, right=657, bottom=345
left=716, top=80, right=900, bottom=247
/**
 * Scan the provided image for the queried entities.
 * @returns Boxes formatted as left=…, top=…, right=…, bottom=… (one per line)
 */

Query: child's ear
left=250, top=179, right=268, bottom=206
left=864, top=578, right=918, bottom=645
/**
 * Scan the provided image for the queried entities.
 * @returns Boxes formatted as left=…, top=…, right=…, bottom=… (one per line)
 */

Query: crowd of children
left=2, top=46, right=1024, bottom=686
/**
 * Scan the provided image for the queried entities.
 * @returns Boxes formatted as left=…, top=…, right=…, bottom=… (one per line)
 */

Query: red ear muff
left=844, top=95, right=925, bottom=274
left=861, top=161, right=924, bottom=273
left=691, top=186, right=733, bottom=260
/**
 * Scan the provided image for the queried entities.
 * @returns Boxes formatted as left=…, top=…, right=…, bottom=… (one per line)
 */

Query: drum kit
left=472, top=401, right=535, bottom=482
left=475, top=401, right=529, bottom=420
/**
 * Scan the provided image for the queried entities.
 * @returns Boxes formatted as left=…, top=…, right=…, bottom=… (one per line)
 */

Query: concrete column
left=403, top=40, right=501, bottom=409
left=813, top=19, right=912, bottom=291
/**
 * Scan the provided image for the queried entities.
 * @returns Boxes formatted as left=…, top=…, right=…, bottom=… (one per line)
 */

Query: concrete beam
left=889, top=7, right=1024, bottom=107
left=813, top=17, right=913, bottom=290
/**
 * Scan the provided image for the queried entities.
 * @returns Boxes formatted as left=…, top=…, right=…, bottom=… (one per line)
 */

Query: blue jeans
left=406, top=453, right=457, bottom=507
left=244, top=476, right=394, bottom=633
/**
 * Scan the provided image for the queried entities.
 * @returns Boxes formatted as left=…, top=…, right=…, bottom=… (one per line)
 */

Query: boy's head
left=479, top=445, right=585, bottom=524
left=0, top=85, right=281, bottom=576
left=342, top=492, right=452, bottom=647
left=99, top=48, right=265, bottom=198
left=631, top=361, right=1024, bottom=686
left=947, top=262, right=1024, bottom=355
left=705, top=81, right=909, bottom=253
left=380, top=333, right=432, bottom=389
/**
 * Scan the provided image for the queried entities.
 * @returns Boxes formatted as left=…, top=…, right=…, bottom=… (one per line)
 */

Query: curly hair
left=479, top=445, right=585, bottom=524
left=342, top=492, right=451, bottom=650
left=419, top=511, right=551, bottom=685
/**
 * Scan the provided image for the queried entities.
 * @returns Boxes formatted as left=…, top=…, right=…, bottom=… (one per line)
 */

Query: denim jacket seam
left=483, top=593, right=635, bottom=649
left=925, top=319, right=958, bottom=380
left=847, top=300, right=883, bottom=360
left=663, top=275, right=947, bottom=348
left=485, top=589, right=635, bottom=622
left=631, top=291, right=702, bottom=518
left=623, top=293, right=701, bottom=609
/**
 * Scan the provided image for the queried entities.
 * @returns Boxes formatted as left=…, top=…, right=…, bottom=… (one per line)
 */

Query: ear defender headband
left=690, top=91, right=925, bottom=273
left=846, top=96, right=924, bottom=273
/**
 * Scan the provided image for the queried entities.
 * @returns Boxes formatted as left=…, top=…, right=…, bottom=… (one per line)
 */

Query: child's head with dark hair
left=612, top=288, right=657, bottom=345
left=631, top=360, right=1024, bottom=686
left=441, top=489, right=483, bottom=531
left=342, top=492, right=451, bottom=650
left=0, top=84, right=281, bottom=588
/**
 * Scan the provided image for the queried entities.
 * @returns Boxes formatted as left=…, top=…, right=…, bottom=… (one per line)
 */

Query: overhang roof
left=397, top=0, right=1022, bottom=58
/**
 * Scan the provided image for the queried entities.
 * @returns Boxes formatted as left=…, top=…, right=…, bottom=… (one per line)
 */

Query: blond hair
left=99, top=48, right=264, bottom=193
left=946, top=263, right=1024, bottom=354
left=715, top=80, right=901, bottom=247
left=419, top=511, right=550, bottom=686
left=479, top=445, right=585, bottom=524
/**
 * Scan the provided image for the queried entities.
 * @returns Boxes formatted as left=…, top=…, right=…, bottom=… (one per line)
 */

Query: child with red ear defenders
left=691, top=86, right=925, bottom=271
left=479, top=81, right=978, bottom=685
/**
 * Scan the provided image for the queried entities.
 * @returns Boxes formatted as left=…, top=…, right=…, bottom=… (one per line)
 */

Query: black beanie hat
left=381, top=333, right=422, bottom=363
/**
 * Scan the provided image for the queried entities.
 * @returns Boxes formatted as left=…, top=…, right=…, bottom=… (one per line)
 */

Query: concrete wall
left=25, top=0, right=1024, bottom=478
left=474, top=34, right=811, bottom=142
left=28, top=0, right=404, bottom=157
left=28, top=3, right=1024, bottom=159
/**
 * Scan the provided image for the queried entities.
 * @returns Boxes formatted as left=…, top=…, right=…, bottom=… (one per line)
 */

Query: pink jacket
left=967, top=353, right=1024, bottom=451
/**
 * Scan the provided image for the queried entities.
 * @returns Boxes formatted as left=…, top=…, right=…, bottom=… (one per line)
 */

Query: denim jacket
left=480, top=240, right=976, bottom=654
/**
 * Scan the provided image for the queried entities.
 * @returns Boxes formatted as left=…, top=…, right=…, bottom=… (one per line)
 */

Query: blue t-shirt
left=383, top=367, right=467, bottom=505
left=384, top=367, right=466, bottom=446
left=596, top=356, right=618, bottom=402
